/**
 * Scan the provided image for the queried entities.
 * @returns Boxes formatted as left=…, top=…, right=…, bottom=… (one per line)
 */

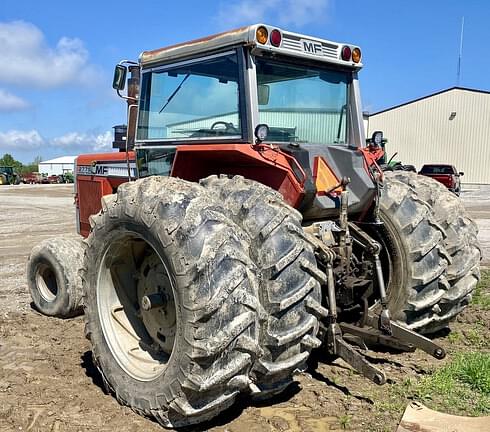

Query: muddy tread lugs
left=81, top=176, right=261, bottom=428
left=382, top=172, right=480, bottom=333
left=201, top=175, right=325, bottom=398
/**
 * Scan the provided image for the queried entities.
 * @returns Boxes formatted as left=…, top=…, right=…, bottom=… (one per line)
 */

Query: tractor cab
left=112, top=24, right=380, bottom=220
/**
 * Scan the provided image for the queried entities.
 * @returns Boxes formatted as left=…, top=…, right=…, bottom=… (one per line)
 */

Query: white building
left=367, top=87, right=490, bottom=184
left=38, top=156, right=76, bottom=177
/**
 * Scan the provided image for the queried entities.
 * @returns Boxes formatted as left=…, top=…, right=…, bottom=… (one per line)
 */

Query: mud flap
left=397, top=402, right=490, bottom=432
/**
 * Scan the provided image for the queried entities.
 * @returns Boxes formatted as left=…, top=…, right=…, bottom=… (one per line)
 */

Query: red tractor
left=27, top=25, right=480, bottom=428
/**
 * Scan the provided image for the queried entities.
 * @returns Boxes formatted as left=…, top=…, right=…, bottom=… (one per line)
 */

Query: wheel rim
left=97, top=234, right=177, bottom=381
left=36, top=264, right=58, bottom=302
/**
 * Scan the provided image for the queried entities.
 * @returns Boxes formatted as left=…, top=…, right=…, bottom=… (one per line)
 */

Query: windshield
left=255, top=57, right=350, bottom=144
left=137, top=51, right=242, bottom=141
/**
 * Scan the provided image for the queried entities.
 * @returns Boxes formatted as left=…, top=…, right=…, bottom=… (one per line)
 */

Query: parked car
left=418, top=164, right=463, bottom=195
left=22, top=172, right=43, bottom=184
left=43, top=174, right=62, bottom=184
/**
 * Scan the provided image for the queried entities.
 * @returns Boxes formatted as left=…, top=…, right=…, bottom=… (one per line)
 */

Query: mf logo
left=301, top=39, right=323, bottom=55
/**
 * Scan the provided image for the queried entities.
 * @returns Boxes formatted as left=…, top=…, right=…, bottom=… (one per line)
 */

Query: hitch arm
left=335, top=336, right=386, bottom=385
left=339, top=322, right=416, bottom=353
left=365, top=312, right=446, bottom=359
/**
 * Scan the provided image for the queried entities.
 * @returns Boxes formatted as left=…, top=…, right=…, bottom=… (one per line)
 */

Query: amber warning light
left=256, top=27, right=268, bottom=44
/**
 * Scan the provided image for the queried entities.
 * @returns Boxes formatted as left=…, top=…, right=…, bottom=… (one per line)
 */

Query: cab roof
left=139, top=24, right=362, bottom=69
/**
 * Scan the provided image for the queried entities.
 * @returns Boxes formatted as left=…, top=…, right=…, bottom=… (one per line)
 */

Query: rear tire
left=201, top=175, right=326, bottom=399
left=375, top=175, right=452, bottom=333
left=82, top=177, right=261, bottom=428
left=27, top=237, right=84, bottom=318
left=385, top=172, right=480, bottom=331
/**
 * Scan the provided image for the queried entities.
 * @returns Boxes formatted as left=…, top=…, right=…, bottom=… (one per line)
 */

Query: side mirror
left=459, top=172, right=464, bottom=176
left=258, top=84, right=270, bottom=105
left=113, top=65, right=127, bottom=91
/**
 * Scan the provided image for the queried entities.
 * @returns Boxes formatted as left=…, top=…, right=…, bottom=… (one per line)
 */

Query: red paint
left=76, top=145, right=306, bottom=237
left=359, top=145, right=384, bottom=181
left=171, top=144, right=305, bottom=207
left=76, top=152, right=135, bottom=237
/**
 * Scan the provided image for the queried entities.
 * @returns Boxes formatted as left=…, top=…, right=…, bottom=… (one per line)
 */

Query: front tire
left=82, top=177, right=261, bottom=428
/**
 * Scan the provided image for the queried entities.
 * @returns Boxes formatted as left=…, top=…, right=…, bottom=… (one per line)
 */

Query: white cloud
left=52, top=131, right=112, bottom=151
left=0, top=89, right=30, bottom=112
left=216, top=0, right=330, bottom=29
left=0, top=20, right=100, bottom=88
left=0, top=130, right=44, bottom=150
left=0, top=129, right=112, bottom=153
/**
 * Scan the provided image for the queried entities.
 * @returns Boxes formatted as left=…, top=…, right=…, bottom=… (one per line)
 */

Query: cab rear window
left=420, top=165, right=455, bottom=175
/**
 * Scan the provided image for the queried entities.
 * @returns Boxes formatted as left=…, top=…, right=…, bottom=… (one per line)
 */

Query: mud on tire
left=81, top=177, right=261, bottom=428
left=375, top=176, right=452, bottom=334
left=201, top=175, right=327, bottom=399
left=385, top=171, right=481, bottom=331
left=27, top=237, right=84, bottom=318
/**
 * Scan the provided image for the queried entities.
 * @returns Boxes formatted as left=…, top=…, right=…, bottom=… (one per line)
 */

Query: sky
left=1, top=0, right=489, bottom=163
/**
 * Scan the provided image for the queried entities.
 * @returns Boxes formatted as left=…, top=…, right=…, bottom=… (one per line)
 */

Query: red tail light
left=270, top=29, right=282, bottom=47
left=341, top=45, right=351, bottom=61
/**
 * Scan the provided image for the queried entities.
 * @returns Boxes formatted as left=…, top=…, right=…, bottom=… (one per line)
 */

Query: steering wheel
left=210, top=121, right=239, bottom=133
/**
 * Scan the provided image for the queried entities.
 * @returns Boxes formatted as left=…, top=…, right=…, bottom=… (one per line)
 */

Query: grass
left=363, top=271, right=490, bottom=431
left=472, top=269, right=490, bottom=310
left=448, top=326, right=490, bottom=349
left=414, top=352, right=490, bottom=416
left=368, top=351, right=490, bottom=432
left=408, top=271, right=490, bottom=416
left=338, top=414, right=351, bottom=430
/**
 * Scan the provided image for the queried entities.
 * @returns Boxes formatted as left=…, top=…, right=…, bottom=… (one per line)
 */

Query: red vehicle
left=418, top=164, right=464, bottom=195
left=22, top=172, right=42, bottom=184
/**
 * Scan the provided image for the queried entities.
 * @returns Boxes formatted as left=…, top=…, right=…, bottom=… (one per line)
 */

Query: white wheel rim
left=97, top=234, right=177, bottom=381
left=36, top=263, right=58, bottom=302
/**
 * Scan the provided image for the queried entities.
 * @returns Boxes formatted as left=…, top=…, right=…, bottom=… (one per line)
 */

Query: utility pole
left=457, top=16, right=464, bottom=86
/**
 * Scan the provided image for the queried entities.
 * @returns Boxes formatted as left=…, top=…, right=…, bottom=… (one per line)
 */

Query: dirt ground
left=0, top=183, right=488, bottom=432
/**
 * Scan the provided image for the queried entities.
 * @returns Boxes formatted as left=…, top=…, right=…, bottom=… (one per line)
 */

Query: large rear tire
left=201, top=175, right=326, bottom=399
left=375, top=175, right=452, bottom=333
left=81, top=177, right=261, bottom=428
left=385, top=171, right=480, bottom=330
left=27, top=237, right=84, bottom=318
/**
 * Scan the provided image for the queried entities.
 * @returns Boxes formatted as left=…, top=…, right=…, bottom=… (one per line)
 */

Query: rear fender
left=171, top=144, right=305, bottom=208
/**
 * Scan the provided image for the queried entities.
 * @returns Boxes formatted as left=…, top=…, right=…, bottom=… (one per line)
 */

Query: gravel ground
left=460, top=184, right=490, bottom=266
left=0, top=183, right=488, bottom=432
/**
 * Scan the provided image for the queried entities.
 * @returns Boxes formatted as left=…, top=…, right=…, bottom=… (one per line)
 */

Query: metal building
left=38, top=156, right=76, bottom=177
left=367, top=87, right=490, bottom=184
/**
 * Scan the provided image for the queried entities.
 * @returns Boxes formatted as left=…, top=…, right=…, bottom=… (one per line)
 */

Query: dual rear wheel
left=27, top=173, right=480, bottom=428
left=79, top=176, right=324, bottom=427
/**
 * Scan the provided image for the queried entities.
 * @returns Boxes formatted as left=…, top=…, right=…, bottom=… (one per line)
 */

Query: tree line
left=0, top=153, right=43, bottom=175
